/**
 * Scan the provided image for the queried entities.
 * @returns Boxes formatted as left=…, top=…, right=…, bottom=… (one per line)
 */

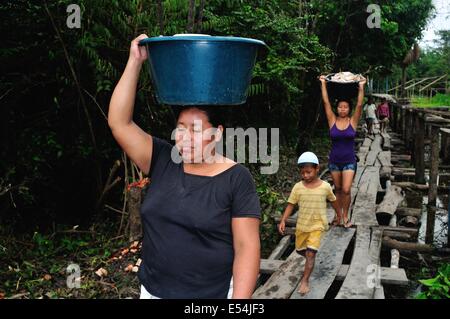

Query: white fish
left=329, top=71, right=362, bottom=83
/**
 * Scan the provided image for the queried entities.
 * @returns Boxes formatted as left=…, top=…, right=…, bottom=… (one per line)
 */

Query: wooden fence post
left=401, top=106, right=406, bottom=141
left=425, top=125, right=440, bottom=244
left=414, top=112, right=425, bottom=184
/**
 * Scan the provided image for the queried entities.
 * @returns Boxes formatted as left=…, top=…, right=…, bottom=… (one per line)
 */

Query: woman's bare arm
left=231, top=217, right=261, bottom=298
left=319, top=75, right=336, bottom=128
left=351, top=77, right=367, bottom=129
left=108, top=34, right=153, bottom=175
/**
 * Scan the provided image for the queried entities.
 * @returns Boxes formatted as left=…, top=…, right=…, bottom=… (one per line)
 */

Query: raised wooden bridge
left=253, top=99, right=418, bottom=299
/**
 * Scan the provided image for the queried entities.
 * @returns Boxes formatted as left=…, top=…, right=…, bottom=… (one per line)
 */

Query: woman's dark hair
left=172, top=105, right=230, bottom=127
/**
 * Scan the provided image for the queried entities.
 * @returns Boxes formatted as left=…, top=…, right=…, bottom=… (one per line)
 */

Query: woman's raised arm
left=351, top=76, right=367, bottom=129
left=319, top=75, right=336, bottom=128
left=108, top=34, right=153, bottom=175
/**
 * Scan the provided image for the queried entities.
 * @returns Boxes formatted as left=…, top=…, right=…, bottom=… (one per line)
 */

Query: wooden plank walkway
left=290, top=227, right=355, bottom=299
left=254, top=125, right=410, bottom=299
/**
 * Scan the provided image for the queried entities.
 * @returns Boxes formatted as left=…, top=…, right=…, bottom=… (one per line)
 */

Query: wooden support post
left=403, top=108, right=409, bottom=146
left=440, top=128, right=450, bottom=164
left=389, top=215, right=400, bottom=269
left=425, top=125, right=440, bottom=244
left=414, top=112, right=426, bottom=184
left=401, top=106, right=406, bottom=141
left=393, top=104, right=399, bottom=132
left=407, top=109, right=414, bottom=149
left=443, top=129, right=450, bottom=248
left=411, top=111, right=417, bottom=163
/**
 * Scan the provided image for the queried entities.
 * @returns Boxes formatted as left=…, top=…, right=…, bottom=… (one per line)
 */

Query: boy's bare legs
left=299, top=249, right=316, bottom=295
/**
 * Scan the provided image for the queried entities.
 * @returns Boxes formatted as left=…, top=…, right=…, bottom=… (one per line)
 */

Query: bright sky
left=419, top=0, right=450, bottom=48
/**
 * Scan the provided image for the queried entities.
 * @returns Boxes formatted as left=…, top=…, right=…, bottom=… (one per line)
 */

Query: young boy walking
left=278, top=152, right=340, bottom=295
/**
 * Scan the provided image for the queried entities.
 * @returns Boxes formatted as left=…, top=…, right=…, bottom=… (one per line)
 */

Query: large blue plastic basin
left=139, top=35, right=267, bottom=105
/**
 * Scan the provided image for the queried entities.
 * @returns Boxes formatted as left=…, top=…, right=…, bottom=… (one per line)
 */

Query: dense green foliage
left=1, top=0, right=443, bottom=300
left=416, top=264, right=450, bottom=299
left=0, top=0, right=434, bottom=231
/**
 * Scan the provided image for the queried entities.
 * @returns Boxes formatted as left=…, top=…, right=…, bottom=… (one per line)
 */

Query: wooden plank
left=336, top=265, right=409, bottom=286
left=365, top=135, right=383, bottom=166
left=375, top=286, right=385, bottom=299
left=335, top=226, right=383, bottom=299
left=354, top=165, right=366, bottom=186
left=377, top=151, right=392, bottom=167
left=253, top=251, right=305, bottom=299
left=379, top=226, right=419, bottom=235
left=362, top=137, right=373, bottom=148
left=357, top=150, right=369, bottom=165
left=260, top=261, right=409, bottom=286
left=267, top=235, right=291, bottom=260
left=418, top=74, right=448, bottom=92
left=425, top=115, right=450, bottom=125
left=381, top=132, right=391, bottom=151
left=290, top=227, right=356, bottom=299
left=261, top=261, right=409, bottom=286
left=260, top=259, right=285, bottom=274
left=351, top=167, right=380, bottom=226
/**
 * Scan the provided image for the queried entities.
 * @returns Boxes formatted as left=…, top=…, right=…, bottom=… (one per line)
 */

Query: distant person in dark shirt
left=108, top=34, right=261, bottom=299
left=377, top=98, right=390, bottom=133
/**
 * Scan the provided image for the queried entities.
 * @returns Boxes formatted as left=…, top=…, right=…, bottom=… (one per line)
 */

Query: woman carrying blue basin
left=108, top=34, right=262, bottom=299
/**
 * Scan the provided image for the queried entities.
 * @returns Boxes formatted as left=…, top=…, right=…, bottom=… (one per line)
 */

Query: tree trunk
left=127, top=186, right=143, bottom=242
left=297, top=74, right=321, bottom=154
left=398, top=216, right=419, bottom=227
left=376, top=183, right=405, bottom=225
left=383, top=236, right=433, bottom=253
left=195, top=0, right=206, bottom=33
left=187, top=0, right=195, bottom=33
left=157, top=0, right=164, bottom=34
left=395, top=207, right=422, bottom=218
left=401, top=66, right=407, bottom=98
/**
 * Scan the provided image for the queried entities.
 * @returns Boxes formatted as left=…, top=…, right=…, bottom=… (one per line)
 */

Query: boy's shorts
left=295, top=230, right=323, bottom=253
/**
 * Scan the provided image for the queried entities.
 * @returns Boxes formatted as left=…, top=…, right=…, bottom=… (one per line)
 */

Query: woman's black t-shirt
left=138, top=136, right=261, bottom=298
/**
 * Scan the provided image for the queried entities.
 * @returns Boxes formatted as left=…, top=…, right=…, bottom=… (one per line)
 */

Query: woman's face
left=337, top=101, right=350, bottom=118
left=174, top=108, right=222, bottom=164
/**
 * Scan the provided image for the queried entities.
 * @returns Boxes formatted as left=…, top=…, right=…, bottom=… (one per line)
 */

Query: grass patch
left=412, top=93, right=450, bottom=108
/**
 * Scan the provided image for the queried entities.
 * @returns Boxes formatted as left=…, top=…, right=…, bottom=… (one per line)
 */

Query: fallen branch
left=96, top=160, right=121, bottom=211
left=395, top=207, right=422, bottom=218
left=376, top=182, right=405, bottom=225
left=392, top=182, right=448, bottom=193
